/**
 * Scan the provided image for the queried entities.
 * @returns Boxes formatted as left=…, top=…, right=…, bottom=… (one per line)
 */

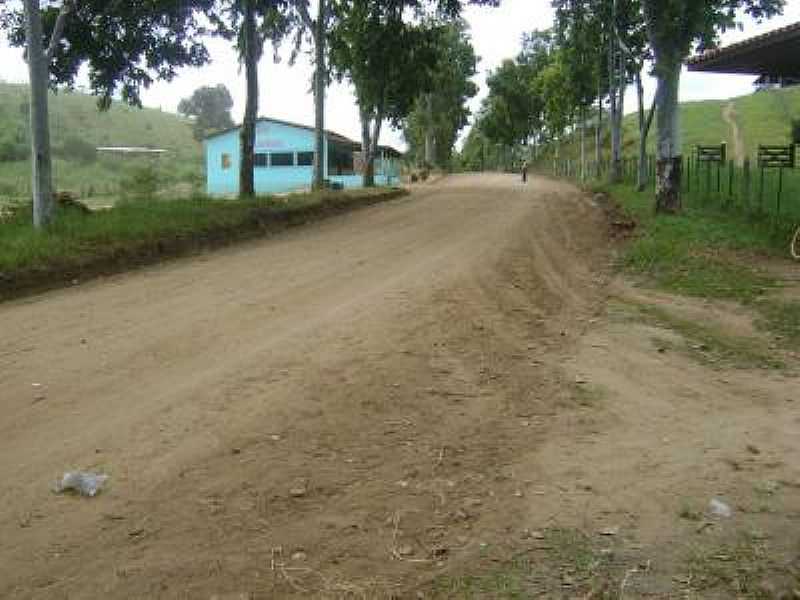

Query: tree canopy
left=1, top=0, right=215, bottom=108
left=178, top=84, right=235, bottom=141
left=402, top=20, right=478, bottom=167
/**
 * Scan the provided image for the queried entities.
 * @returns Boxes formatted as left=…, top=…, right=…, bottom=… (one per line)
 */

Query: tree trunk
left=24, top=0, right=54, bottom=227
left=616, top=54, right=625, bottom=169
left=608, top=34, right=621, bottom=184
left=636, top=70, right=657, bottom=192
left=595, top=84, right=602, bottom=172
left=580, top=106, right=586, bottom=180
left=359, top=104, right=375, bottom=187
left=239, top=0, right=258, bottom=198
left=424, top=93, right=435, bottom=166
left=654, top=59, right=682, bottom=213
left=312, top=0, right=325, bottom=189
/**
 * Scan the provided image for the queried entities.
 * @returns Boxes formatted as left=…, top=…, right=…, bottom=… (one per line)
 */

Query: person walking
left=521, top=159, right=529, bottom=184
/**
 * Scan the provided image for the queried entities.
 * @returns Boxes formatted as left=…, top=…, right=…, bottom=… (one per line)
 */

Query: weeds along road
left=0, top=174, right=611, bottom=597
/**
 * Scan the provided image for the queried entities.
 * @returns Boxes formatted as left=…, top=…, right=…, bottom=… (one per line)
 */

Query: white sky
left=1, top=0, right=799, bottom=151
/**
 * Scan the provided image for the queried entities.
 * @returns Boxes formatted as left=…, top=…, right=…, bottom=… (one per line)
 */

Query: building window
left=221, top=153, right=231, bottom=170
left=297, top=151, right=314, bottom=167
left=270, top=152, right=294, bottom=167
left=254, top=153, right=268, bottom=167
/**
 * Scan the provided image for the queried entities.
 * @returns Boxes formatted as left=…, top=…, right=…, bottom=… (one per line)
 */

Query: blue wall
left=205, top=120, right=400, bottom=196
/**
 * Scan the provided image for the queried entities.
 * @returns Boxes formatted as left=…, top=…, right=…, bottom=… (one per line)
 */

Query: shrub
left=55, top=135, right=96, bottom=164
left=791, top=119, right=800, bottom=145
left=0, top=138, right=28, bottom=161
left=0, top=124, right=29, bottom=162
left=120, top=165, right=161, bottom=200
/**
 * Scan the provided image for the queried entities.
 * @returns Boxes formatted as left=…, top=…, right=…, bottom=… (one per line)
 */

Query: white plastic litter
left=54, top=472, right=109, bottom=497
left=708, top=498, right=732, bottom=518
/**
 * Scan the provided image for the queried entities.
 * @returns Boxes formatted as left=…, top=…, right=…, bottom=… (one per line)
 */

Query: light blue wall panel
left=205, top=120, right=399, bottom=196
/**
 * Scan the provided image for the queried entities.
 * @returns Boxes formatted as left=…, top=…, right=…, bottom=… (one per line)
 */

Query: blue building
left=204, top=117, right=401, bottom=196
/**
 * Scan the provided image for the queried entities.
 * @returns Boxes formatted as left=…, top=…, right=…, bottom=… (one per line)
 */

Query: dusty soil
left=0, top=188, right=408, bottom=302
left=723, top=101, right=745, bottom=166
left=1, top=174, right=798, bottom=599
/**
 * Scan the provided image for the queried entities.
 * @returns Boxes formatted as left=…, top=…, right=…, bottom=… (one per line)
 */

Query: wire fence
left=545, top=150, right=800, bottom=224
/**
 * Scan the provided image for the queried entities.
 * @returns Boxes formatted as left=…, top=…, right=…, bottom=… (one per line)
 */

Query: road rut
left=0, top=174, right=610, bottom=598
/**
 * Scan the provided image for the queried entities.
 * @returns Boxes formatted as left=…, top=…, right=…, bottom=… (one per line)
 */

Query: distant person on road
left=521, top=160, right=529, bottom=184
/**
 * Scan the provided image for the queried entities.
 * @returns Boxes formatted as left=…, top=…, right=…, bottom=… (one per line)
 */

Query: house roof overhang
left=203, top=116, right=358, bottom=146
left=687, top=22, right=800, bottom=77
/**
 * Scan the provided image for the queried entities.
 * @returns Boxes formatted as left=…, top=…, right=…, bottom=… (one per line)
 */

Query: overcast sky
left=1, top=1, right=799, bottom=151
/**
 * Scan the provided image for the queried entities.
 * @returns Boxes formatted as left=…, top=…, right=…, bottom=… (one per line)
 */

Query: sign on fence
left=696, top=143, right=727, bottom=163
left=757, top=144, right=795, bottom=214
left=757, top=145, right=795, bottom=169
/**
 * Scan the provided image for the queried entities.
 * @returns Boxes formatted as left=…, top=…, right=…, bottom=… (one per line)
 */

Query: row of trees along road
left=1, top=0, right=497, bottom=228
left=467, top=0, right=784, bottom=213
left=401, top=19, right=479, bottom=169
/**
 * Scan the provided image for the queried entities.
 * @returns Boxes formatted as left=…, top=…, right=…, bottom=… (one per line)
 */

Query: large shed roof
left=687, top=22, right=800, bottom=77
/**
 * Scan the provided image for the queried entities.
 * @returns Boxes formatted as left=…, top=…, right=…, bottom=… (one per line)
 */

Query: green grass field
left=560, top=85, right=800, bottom=163
left=596, top=182, right=800, bottom=347
left=0, top=82, right=203, bottom=203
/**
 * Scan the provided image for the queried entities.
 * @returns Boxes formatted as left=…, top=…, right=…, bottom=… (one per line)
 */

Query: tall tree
left=2, top=0, right=212, bottom=226
left=553, top=0, right=601, bottom=180
left=329, top=0, right=498, bottom=187
left=481, top=58, right=540, bottom=148
left=536, top=52, right=574, bottom=154
left=640, top=0, right=783, bottom=212
left=403, top=21, right=477, bottom=168
left=178, top=84, right=235, bottom=140
left=293, top=0, right=329, bottom=189
left=210, top=0, right=293, bottom=197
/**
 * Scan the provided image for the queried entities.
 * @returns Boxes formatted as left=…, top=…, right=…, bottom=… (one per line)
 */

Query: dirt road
left=2, top=174, right=798, bottom=598
left=0, top=174, right=606, bottom=597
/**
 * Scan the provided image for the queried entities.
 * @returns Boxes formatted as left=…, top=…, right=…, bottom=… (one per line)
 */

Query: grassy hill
left=0, top=83, right=203, bottom=206
left=557, top=84, right=800, bottom=163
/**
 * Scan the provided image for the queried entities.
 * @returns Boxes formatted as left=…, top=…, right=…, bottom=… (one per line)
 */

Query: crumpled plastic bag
left=54, top=472, right=109, bottom=497
left=708, top=497, right=732, bottom=518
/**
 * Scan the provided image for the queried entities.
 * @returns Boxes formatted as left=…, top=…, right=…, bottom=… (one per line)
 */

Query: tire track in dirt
left=0, top=174, right=614, bottom=598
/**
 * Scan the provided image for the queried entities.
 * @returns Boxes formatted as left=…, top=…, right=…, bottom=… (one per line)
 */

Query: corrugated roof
left=204, top=116, right=359, bottom=147
left=688, top=21, right=800, bottom=76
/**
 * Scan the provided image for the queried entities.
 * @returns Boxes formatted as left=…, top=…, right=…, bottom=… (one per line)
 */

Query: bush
left=120, top=165, right=161, bottom=200
left=0, top=138, right=28, bottom=161
left=0, top=124, right=29, bottom=162
left=55, top=135, right=96, bottom=165
left=791, top=119, right=800, bottom=145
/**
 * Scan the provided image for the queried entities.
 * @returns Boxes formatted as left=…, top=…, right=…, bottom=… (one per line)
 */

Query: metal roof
left=203, top=116, right=359, bottom=147
left=96, top=146, right=168, bottom=154
left=687, top=21, right=800, bottom=77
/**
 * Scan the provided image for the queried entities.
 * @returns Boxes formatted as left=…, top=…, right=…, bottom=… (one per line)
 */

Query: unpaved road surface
left=2, top=174, right=798, bottom=599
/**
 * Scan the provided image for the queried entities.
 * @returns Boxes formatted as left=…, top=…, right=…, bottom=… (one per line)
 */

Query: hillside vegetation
left=558, top=85, right=800, bottom=163
left=0, top=83, right=203, bottom=206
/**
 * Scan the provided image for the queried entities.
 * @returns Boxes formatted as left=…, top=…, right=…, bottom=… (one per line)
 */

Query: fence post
left=728, top=160, right=734, bottom=209
left=742, top=158, right=751, bottom=214
left=686, top=155, right=691, bottom=193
